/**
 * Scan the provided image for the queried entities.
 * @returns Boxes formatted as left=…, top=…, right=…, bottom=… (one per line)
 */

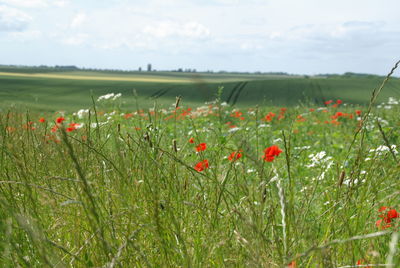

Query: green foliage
left=0, top=94, right=399, bottom=266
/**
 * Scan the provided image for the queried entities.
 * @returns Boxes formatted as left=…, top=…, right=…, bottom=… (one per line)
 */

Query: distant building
left=138, top=67, right=142, bottom=72
left=147, top=64, right=152, bottom=72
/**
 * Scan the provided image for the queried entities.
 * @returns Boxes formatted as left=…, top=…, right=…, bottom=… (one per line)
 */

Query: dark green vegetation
left=1, top=67, right=399, bottom=112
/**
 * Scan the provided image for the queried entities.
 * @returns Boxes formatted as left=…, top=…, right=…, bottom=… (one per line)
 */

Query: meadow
left=0, top=65, right=399, bottom=267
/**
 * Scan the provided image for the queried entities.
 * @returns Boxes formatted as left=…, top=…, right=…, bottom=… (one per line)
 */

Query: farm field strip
left=0, top=71, right=193, bottom=83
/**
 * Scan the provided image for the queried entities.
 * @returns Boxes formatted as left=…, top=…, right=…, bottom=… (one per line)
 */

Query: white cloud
left=0, top=0, right=47, bottom=8
left=0, top=0, right=69, bottom=8
left=70, top=12, right=87, bottom=28
left=63, top=33, right=88, bottom=45
left=9, top=29, right=41, bottom=40
left=0, top=5, right=31, bottom=31
left=53, top=0, right=68, bottom=7
left=143, top=21, right=210, bottom=39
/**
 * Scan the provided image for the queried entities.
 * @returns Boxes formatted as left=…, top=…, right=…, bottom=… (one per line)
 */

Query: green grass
left=1, top=67, right=400, bottom=112
left=0, top=90, right=399, bottom=266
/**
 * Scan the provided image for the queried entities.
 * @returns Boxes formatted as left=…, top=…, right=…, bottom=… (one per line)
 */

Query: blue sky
left=0, top=0, right=399, bottom=74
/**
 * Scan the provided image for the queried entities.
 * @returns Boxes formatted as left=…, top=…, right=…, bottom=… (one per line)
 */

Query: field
left=1, top=67, right=400, bottom=112
left=0, top=66, right=399, bottom=267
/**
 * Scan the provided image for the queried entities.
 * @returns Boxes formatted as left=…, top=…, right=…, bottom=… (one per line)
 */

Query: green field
left=1, top=63, right=400, bottom=266
left=1, top=67, right=399, bottom=112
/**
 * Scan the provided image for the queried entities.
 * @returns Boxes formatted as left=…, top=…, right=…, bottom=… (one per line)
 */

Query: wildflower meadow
left=0, top=69, right=399, bottom=267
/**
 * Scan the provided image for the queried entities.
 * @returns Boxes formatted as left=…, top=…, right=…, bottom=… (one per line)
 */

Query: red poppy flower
left=189, top=137, right=195, bottom=144
left=124, top=113, right=133, bottom=119
left=263, top=145, right=282, bottom=162
left=336, top=99, right=343, bottom=104
left=194, top=159, right=209, bottom=172
left=66, top=123, right=80, bottom=132
left=231, top=111, right=243, bottom=118
left=325, top=100, right=333, bottom=105
left=39, top=117, right=45, bottom=123
left=356, top=259, right=371, bottom=268
left=379, top=206, right=389, bottom=212
left=287, top=261, right=296, bottom=268
left=196, top=143, right=207, bottom=152
left=376, top=207, right=398, bottom=229
left=355, top=110, right=362, bottom=116
left=387, top=209, right=399, bottom=221
left=296, top=115, right=306, bottom=122
left=56, top=117, right=65, bottom=124
left=228, top=151, right=242, bottom=161
left=264, top=112, right=276, bottom=122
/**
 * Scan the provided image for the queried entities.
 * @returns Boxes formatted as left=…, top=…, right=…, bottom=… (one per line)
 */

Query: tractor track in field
left=226, top=81, right=248, bottom=106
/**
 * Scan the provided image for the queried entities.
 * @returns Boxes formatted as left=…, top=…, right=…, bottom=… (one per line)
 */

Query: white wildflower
left=294, top=146, right=311, bottom=150
left=228, top=127, right=240, bottom=133
left=306, top=151, right=333, bottom=168
left=73, top=109, right=89, bottom=119
left=97, top=93, right=122, bottom=102
left=370, top=145, right=398, bottom=156
left=90, top=122, right=107, bottom=128
left=388, top=97, right=399, bottom=105
left=113, top=93, right=122, bottom=100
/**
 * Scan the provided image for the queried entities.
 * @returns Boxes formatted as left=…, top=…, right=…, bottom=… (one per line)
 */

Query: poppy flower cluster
left=264, top=111, right=276, bottom=122
left=193, top=141, right=208, bottom=171
left=296, top=115, right=306, bottom=122
left=56, top=117, right=65, bottom=124
left=231, top=110, right=245, bottom=120
left=263, top=145, right=283, bottom=162
left=228, top=150, right=242, bottom=162
left=194, top=159, right=209, bottom=172
left=376, top=206, right=399, bottom=229
left=124, top=113, right=133, bottom=119
left=325, top=99, right=342, bottom=107
left=196, top=143, right=207, bottom=152
left=278, top=108, right=286, bottom=120
left=66, top=123, right=81, bottom=132
left=331, top=111, right=354, bottom=120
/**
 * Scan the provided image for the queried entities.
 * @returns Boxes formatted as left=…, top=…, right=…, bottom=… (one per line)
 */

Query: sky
left=0, top=0, right=399, bottom=75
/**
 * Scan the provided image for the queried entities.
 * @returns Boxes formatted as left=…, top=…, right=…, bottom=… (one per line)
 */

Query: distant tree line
left=0, top=64, right=385, bottom=78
